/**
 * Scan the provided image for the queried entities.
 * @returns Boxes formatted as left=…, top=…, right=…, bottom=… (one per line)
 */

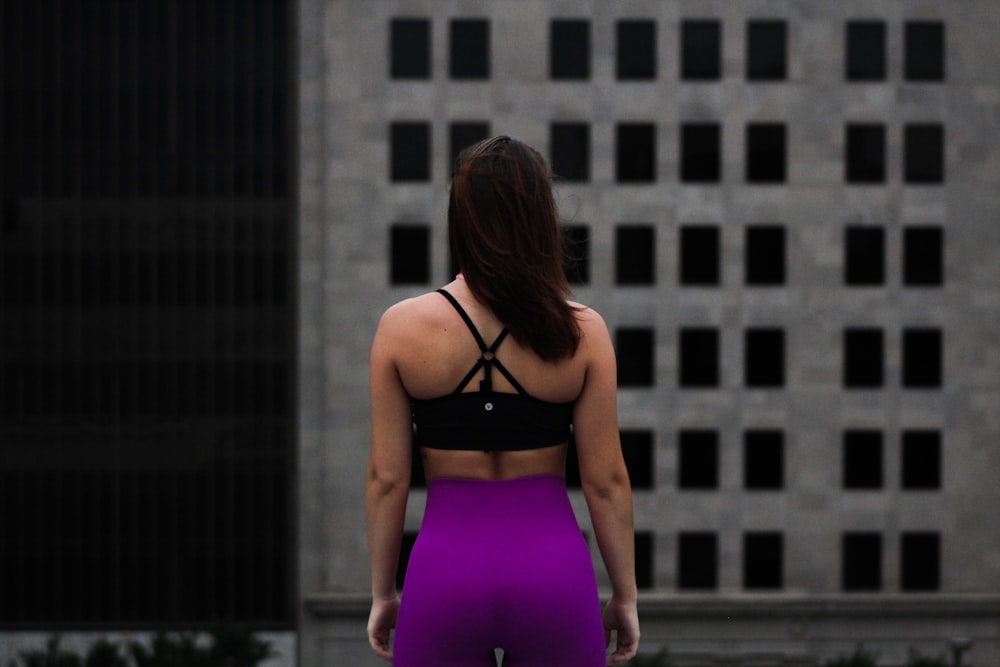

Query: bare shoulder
left=569, top=302, right=613, bottom=355
left=378, top=291, right=448, bottom=332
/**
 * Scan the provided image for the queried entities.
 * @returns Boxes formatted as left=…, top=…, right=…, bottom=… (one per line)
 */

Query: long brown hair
left=448, top=136, right=581, bottom=361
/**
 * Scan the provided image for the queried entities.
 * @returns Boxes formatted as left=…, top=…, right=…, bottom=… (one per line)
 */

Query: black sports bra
left=410, top=289, right=573, bottom=451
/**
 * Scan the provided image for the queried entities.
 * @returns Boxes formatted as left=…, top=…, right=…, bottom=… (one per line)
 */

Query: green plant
left=905, top=648, right=949, bottom=667
left=626, top=647, right=673, bottom=666
left=83, top=640, right=129, bottom=667
left=17, top=637, right=83, bottom=667
left=206, top=627, right=275, bottom=667
left=821, top=644, right=880, bottom=667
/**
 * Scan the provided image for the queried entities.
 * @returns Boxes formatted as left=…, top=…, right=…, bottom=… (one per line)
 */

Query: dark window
left=845, top=226, right=885, bottom=286
left=746, top=123, right=786, bottom=183
left=846, top=124, right=886, bottom=184
left=680, top=225, right=721, bottom=286
left=679, top=327, right=719, bottom=388
left=681, top=20, right=721, bottom=80
left=562, top=224, right=590, bottom=285
left=745, top=328, right=785, bottom=388
left=678, top=429, right=719, bottom=490
left=747, top=20, right=787, bottom=80
left=616, top=225, right=656, bottom=285
left=901, top=532, right=941, bottom=591
left=844, top=328, right=884, bottom=388
left=616, top=123, right=657, bottom=183
left=681, top=123, right=721, bottom=183
left=450, top=19, right=489, bottom=79
left=636, top=532, right=655, bottom=590
left=843, top=430, right=884, bottom=489
left=903, top=226, right=944, bottom=287
left=842, top=532, right=882, bottom=591
left=390, top=224, right=431, bottom=285
left=744, top=429, right=784, bottom=490
left=622, top=430, right=655, bottom=490
left=550, top=19, right=591, bottom=80
left=904, top=124, right=945, bottom=184
left=902, top=328, right=942, bottom=388
left=390, top=18, right=431, bottom=79
left=678, top=532, right=718, bottom=590
left=617, top=20, right=657, bottom=80
left=449, top=121, right=491, bottom=175
left=744, top=532, right=784, bottom=590
left=551, top=122, right=591, bottom=182
left=905, top=22, right=945, bottom=81
left=846, top=21, right=886, bottom=81
left=390, top=122, right=431, bottom=182
left=745, top=225, right=786, bottom=286
left=396, top=532, right=419, bottom=590
left=902, top=430, right=942, bottom=490
left=617, top=328, right=656, bottom=387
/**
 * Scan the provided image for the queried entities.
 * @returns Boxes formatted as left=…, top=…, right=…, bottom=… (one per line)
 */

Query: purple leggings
left=393, top=475, right=606, bottom=666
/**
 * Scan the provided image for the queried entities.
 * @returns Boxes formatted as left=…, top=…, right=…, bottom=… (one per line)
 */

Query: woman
left=366, top=136, right=639, bottom=666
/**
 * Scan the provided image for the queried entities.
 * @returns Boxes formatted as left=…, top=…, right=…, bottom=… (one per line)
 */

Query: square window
left=681, top=20, right=721, bottom=80
left=846, top=21, right=886, bottom=81
left=550, top=19, right=590, bottom=80
left=903, top=226, right=944, bottom=286
left=679, top=327, right=719, bottom=388
left=622, top=430, right=655, bottom=490
left=842, top=532, right=882, bottom=591
left=846, top=124, right=886, bottom=184
left=746, top=123, right=787, bottom=183
left=744, top=429, right=784, bottom=490
left=743, top=532, right=783, bottom=590
left=617, top=328, right=655, bottom=387
left=678, top=532, right=718, bottom=590
left=616, top=123, right=657, bottom=183
left=745, top=225, right=786, bottom=286
left=617, top=20, right=657, bottom=80
left=550, top=122, right=590, bottom=182
left=678, top=429, right=718, bottom=490
left=845, top=226, right=885, bottom=286
left=904, top=124, right=944, bottom=184
left=449, top=122, right=490, bottom=176
left=680, top=225, right=721, bottom=286
left=450, top=19, right=489, bottom=79
left=390, top=224, right=431, bottom=285
left=747, top=20, right=787, bottom=81
left=390, top=122, right=431, bottom=182
left=902, top=327, right=942, bottom=388
left=745, top=328, right=785, bottom=388
left=843, top=429, right=884, bottom=489
left=616, top=225, right=656, bottom=285
left=396, top=531, right=420, bottom=590
left=844, top=328, right=884, bottom=388
left=390, top=18, right=431, bottom=79
left=636, top=532, right=655, bottom=590
left=562, top=224, right=590, bottom=285
left=681, top=123, right=721, bottom=183
left=901, top=532, right=940, bottom=591
left=902, top=429, right=942, bottom=490
left=905, top=22, right=945, bottom=81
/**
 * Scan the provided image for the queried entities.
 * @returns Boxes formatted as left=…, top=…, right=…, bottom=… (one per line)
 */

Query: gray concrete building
left=298, top=1, right=1000, bottom=665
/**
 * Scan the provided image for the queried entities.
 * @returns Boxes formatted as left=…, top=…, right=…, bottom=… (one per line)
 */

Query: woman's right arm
left=572, top=311, right=639, bottom=664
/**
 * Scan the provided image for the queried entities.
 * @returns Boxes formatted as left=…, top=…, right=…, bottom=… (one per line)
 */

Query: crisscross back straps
left=436, top=289, right=528, bottom=395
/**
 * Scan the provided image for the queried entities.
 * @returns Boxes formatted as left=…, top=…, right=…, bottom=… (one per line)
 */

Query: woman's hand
left=603, top=598, right=640, bottom=665
left=367, top=595, right=400, bottom=661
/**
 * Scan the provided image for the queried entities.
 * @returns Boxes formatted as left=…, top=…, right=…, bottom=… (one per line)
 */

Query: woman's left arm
left=365, top=307, right=414, bottom=660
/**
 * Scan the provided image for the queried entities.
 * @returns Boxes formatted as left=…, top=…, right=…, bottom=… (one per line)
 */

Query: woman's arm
left=572, top=311, right=639, bottom=663
left=365, top=307, right=414, bottom=660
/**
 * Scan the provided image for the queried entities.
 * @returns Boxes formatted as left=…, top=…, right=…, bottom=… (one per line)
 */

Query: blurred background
left=2, top=1, right=999, bottom=666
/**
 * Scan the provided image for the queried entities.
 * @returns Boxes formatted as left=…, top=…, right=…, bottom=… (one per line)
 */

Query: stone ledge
left=304, top=592, right=1000, bottom=620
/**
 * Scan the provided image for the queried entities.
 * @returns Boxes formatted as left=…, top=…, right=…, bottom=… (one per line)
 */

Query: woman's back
left=381, top=278, right=597, bottom=481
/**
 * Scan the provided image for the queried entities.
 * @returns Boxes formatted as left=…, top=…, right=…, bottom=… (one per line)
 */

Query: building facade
left=298, top=1, right=1000, bottom=665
